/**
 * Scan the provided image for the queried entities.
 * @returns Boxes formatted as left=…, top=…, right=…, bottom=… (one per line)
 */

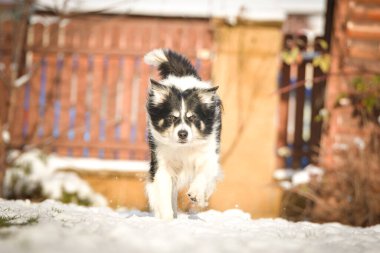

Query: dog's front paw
left=187, top=189, right=208, bottom=208
left=155, top=209, right=174, bottom=220
left=160, top=213, right=174, bottom=221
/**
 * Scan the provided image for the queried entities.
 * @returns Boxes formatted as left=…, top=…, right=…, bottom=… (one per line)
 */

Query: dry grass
left=282, top=126, right=380, bottom=227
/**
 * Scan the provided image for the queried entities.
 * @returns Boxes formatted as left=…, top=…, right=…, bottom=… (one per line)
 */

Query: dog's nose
left=178, top=130, right=188, bottom=140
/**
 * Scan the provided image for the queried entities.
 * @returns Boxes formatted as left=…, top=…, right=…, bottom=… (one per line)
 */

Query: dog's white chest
left=157, top=144, right=211, bottom=187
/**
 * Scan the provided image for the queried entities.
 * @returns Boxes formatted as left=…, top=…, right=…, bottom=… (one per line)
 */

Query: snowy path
left=1, top=199, right=380, bottom=253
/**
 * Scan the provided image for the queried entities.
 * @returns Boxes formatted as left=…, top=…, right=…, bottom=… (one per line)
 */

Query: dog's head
left=147, top=78, right=219, bottom=146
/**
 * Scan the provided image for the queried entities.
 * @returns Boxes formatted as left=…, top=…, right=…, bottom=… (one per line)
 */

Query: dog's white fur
left=144, top=49, right=168, bottom=66
left=146, top=134, right=220, bottom=219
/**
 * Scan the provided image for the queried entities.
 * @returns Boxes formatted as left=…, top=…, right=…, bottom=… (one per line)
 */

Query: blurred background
left=0, top=0, right=379, bottom=227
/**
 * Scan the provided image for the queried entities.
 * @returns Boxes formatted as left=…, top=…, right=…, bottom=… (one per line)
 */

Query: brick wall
left=320, top=0, right=380, bottom=168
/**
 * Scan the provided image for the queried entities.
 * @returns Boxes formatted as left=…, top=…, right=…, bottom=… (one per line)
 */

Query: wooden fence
left=277, top=34, right=328, bottom=169
left=3, top=15, right=213, bottom=160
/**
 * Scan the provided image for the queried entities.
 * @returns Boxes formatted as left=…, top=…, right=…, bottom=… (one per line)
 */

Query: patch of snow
left=48, top=154, right=149, bottom=172
left=273, top=168, right=295, bottom=180
left=279, top=181, right=292, bottom=190
left=277, top=146, right=292, bottom=158
left=1, top=199, right=380, bottom=253
left=318, top=108, right=329, bottom=119
left=353, top=137, right=366, bottom=150
left=1, top=129, right=10, bottom=144
left=338, top=97, right=351, bottom=106
left=4, top=149, right=107, bottom=206
left=274, top=165, right=324, bottom=189
left=333, top=142, right=349, bottom=151
left=292, top=170, right=311, bottom=186
left=14, top=73, right=32, bottom=87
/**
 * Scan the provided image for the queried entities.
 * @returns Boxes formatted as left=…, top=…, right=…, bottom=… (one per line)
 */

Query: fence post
left=0, top=1, right=33, bottom=197
left=293, top=35, right=307, bottom=169
left=309, top=36, right=328, bottom=163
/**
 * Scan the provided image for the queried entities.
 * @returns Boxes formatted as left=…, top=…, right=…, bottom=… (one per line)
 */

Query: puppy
left=144, top=49, right=222, bottom=220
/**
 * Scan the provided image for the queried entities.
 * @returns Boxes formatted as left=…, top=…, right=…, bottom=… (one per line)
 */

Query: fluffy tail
left=144, top=48, right=200, bottom=80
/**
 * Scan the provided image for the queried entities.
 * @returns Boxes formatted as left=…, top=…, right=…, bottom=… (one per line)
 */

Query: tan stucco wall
left=209, top=22, right=282, bottom=217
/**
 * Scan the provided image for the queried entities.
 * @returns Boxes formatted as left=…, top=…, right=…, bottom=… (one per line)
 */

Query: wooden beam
left=350, top=4, right=380, bottom=22
left=347, top=22, right=380, bottom=41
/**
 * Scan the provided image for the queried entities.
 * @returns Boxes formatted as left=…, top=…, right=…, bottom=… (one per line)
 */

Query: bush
left=281, top=123, right=380, bottom=227
left=3, top=149, right=107, bottom=207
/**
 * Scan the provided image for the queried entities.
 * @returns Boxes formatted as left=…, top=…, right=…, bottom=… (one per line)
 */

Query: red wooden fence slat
left=72, top=53, right=88, bottom=157
left=32, top=23, right=44, bottom=48
left=43, top=52, right=57, bottom=150
left=106, top=56, right=119, bottom=159
left=27, top=53, right=42, bottom=145
left=54, top=54, right=70, bottom=156
left=119, top=56, right=134, bottom=160
left=135, top=25, right=152, bottom=160
left=9, top=77, right=25, bottom=146
left=88, top=54, right=104, bottom=158
left=137, top=60, right=149, bottom=160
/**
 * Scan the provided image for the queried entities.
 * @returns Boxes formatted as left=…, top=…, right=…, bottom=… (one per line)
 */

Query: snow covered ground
left=1, top=199, right=380, bottom=253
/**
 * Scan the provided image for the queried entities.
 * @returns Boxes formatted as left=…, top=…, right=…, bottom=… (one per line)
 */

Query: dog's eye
left=166, top=115, right=177, bottom=123
left=188, top=115, right=197, bottom=122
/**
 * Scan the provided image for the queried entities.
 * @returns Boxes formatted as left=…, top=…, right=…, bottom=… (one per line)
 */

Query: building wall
left=320, top=0, right=380, bottom=167
left=209, top=20, right=283, bottom=217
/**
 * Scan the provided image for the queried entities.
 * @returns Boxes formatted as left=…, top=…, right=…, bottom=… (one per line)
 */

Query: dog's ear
left=150, top=78, right=165, bottom=90
left=198, top=86, right=219, bottom=104
left=149, top=79, right=169, bottom=104
left=205, top=86, right=219, bottom=93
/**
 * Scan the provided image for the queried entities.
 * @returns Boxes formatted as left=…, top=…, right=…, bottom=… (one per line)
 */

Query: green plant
left=281, top=37, right=331, bottom=74
left=281, top=47, right=301, bottom=65
left=312, top=53, right=331, bottom=73
left=0, top=215, right=38, bottom=228
left=335, top=75, right=380, bottom=126
left=61, top=190, right=91, bottom=207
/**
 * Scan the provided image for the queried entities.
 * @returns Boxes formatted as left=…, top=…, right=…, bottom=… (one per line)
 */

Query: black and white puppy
left=144, top=49, right=222, bottom=220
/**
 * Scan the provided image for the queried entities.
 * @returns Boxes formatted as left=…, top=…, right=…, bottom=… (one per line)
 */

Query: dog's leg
left=146, top=182, right=159, bottom=217
left=187, top=158, right=220, bottom=208
left=151, top=167, right=174, bottom=220
left=171, top=182, right=178, bottom=218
